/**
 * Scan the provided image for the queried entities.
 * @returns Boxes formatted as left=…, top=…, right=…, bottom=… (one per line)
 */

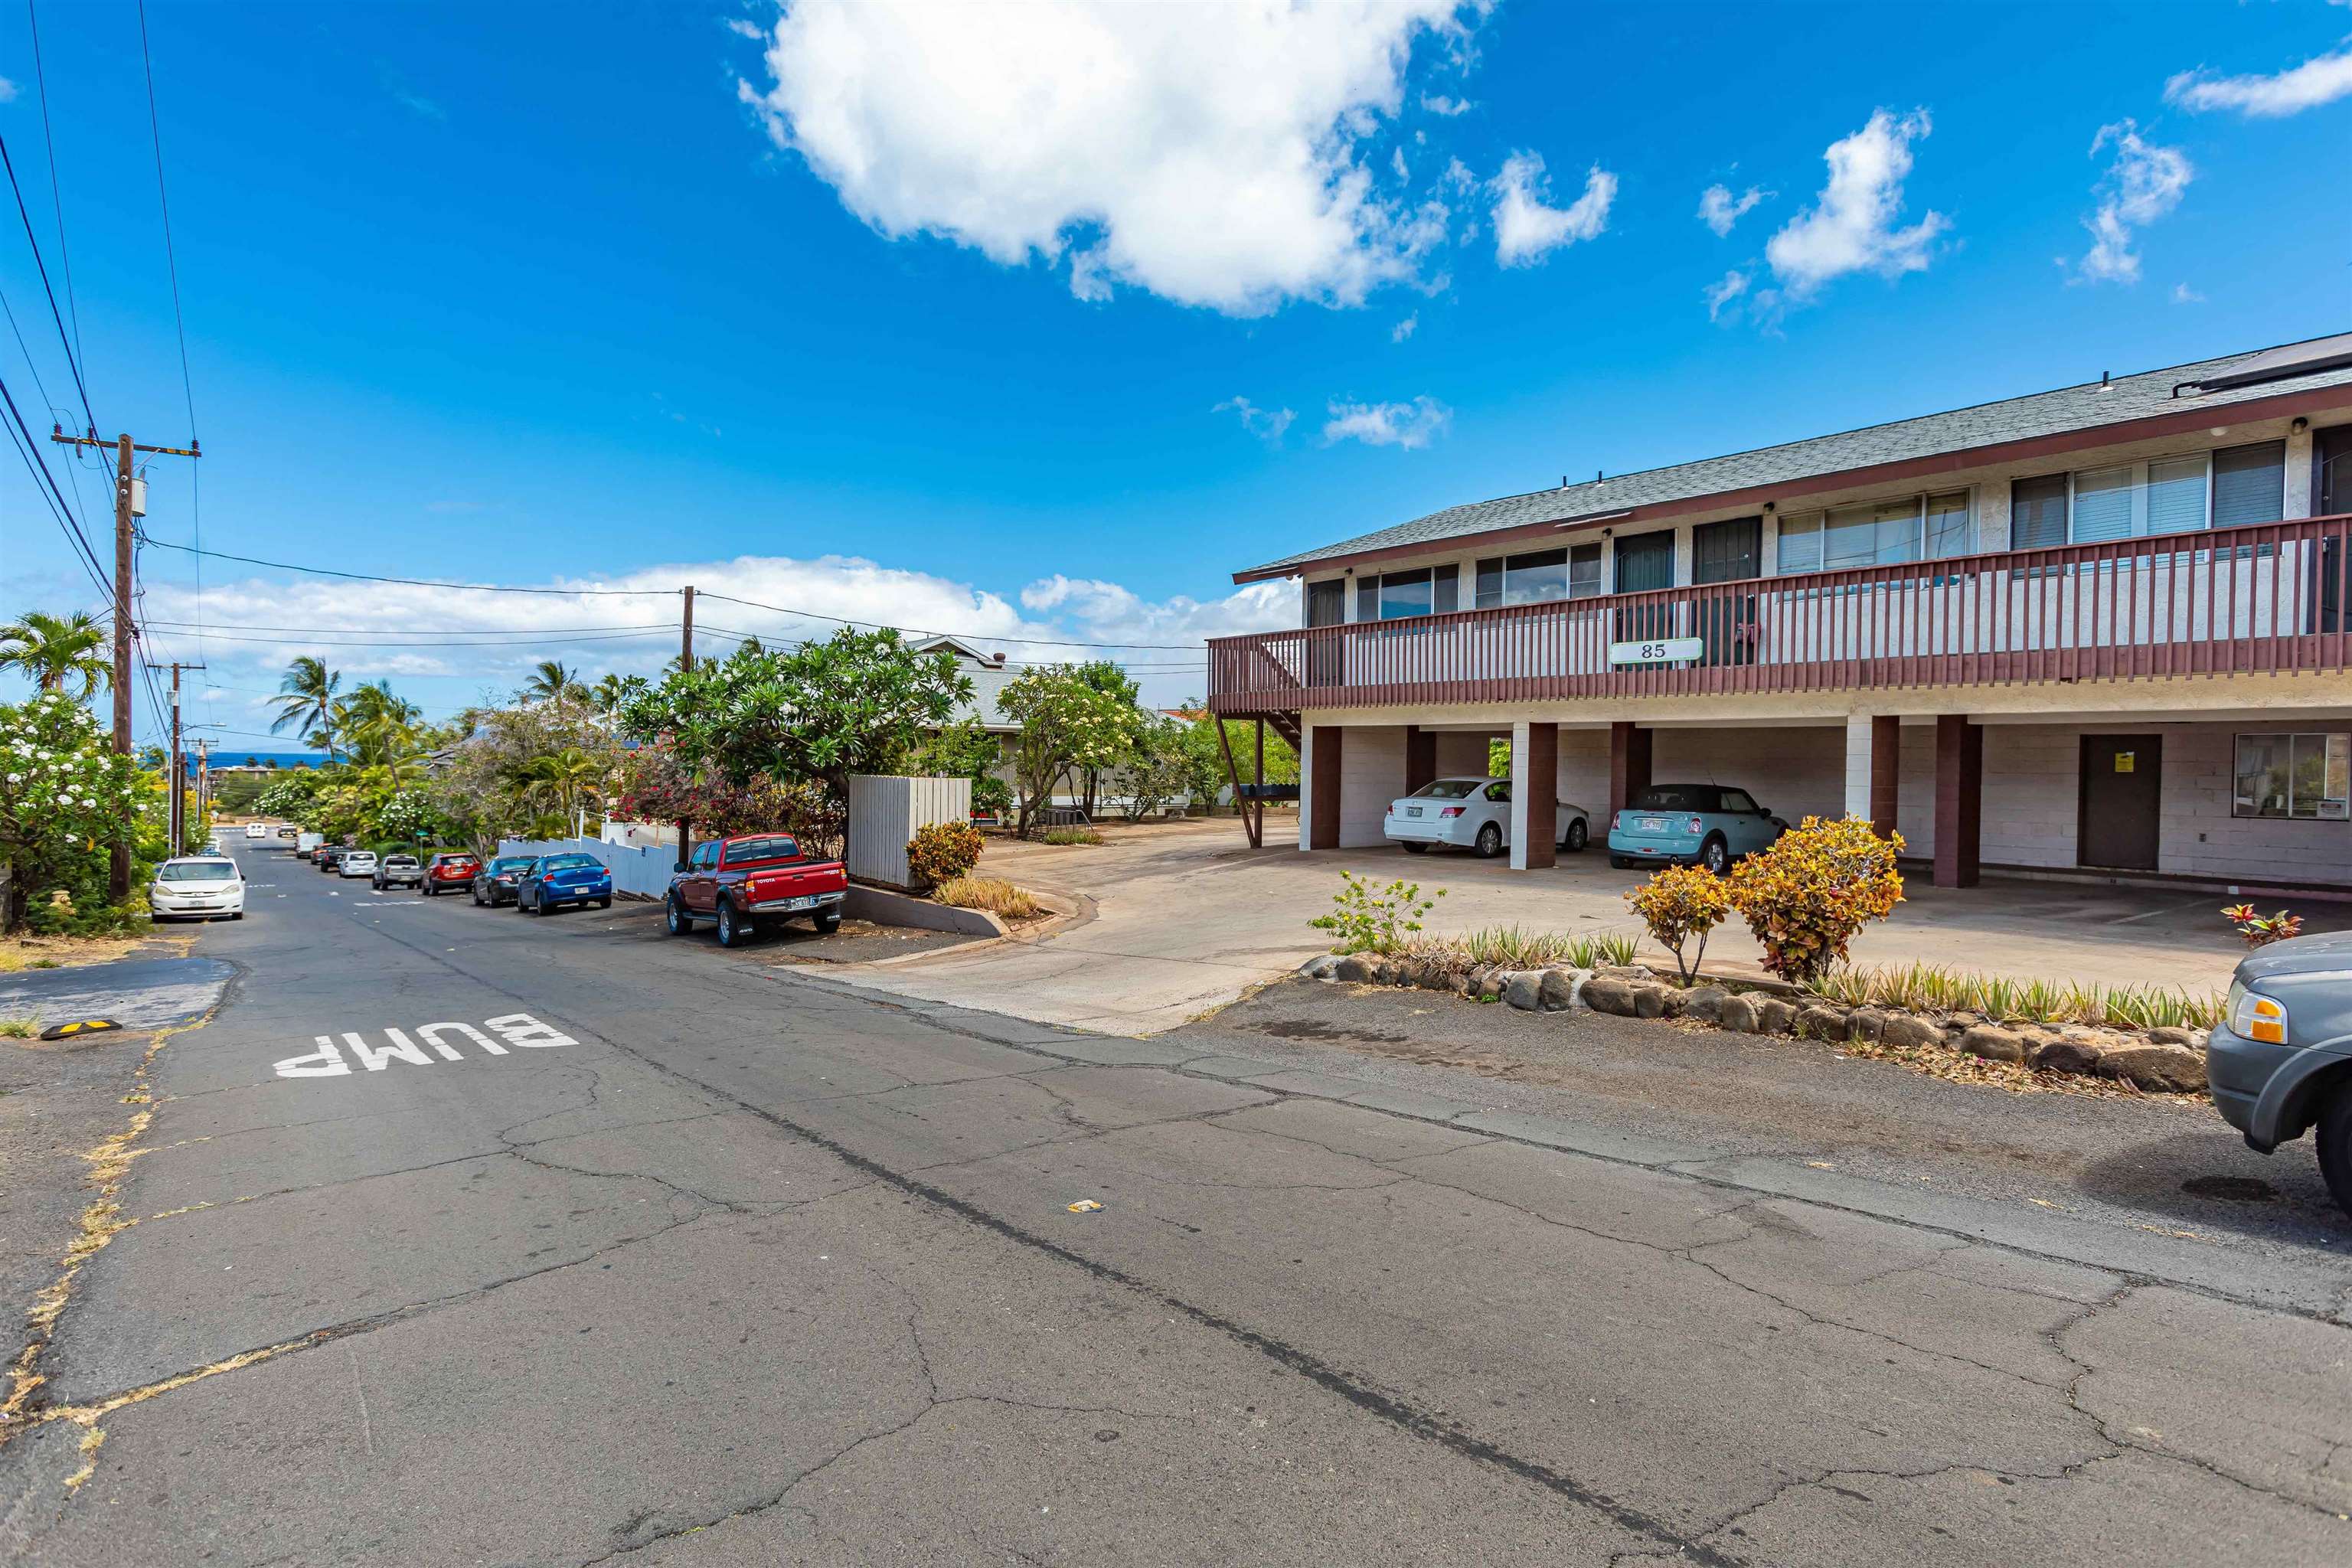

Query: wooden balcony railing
left=1207, top=514, right=2352, bottom=714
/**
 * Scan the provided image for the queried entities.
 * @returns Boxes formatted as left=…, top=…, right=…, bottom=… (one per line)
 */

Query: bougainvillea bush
left=0, top=694, right=161, bottom=933
left=1724, top=815, right=1906, bottom=985
left=906, top=820, right=984, bottom=891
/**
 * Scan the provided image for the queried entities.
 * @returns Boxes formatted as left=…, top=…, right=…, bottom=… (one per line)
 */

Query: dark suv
left=2207, top=929, right=2352, bottom=1216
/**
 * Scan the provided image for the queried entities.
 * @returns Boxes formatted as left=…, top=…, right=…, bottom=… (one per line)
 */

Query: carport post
left=1405, top=725, right=1436, bottom=795
left=1844, top=714, right=1902, bottom=838
left=1304, top=726, right=1342, bottom=851
left=1509, top=721, right=1557, bottom=871
left=1934, top=715, right=1981, bottom=889
left=1608, top=722, right=1651, bottom=825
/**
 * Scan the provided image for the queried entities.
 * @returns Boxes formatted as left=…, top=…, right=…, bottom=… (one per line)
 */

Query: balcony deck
left=1207, top=514, right=2352, bottom=715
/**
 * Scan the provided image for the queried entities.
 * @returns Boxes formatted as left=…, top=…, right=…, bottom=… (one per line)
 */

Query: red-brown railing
left=1207, top=514, right=2352, bottom=714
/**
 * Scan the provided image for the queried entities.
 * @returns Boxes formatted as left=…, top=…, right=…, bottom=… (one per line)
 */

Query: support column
left=1844, top=714, right=1901, bottom=838
left=1608, top=721, right=1651, bottom=825
left=1405, top=724, right=1437, bottom=795
left=1934, top=715, right=1981, bottom=888
left=1509, top=721, right=1557, bottom=871
left=1304, top=725, right=1343, bottom=851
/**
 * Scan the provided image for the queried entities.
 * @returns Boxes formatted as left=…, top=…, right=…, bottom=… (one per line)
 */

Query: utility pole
left=675, top=585, right=694, bottom=871
left=195, top=740, right=211, bottom=836
left=149, top=660, right=204, bottom=852
left=53, top=426, right=199, bottom=897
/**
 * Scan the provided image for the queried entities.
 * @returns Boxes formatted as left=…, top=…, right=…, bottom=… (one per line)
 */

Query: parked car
left=472, top=855, right=538, bottom=907
left=420, top=851, right=480, bottom=896
left=1607, top=784, right=1788, bottom=874
left=316, top=844, right=348, bottom=873
left=338, top=850, right=378, bottom=880
left=149, top=856, right=245, bottom=922
left=276, top=825, right=298, bottom=841
left=372, top=854, right=425, bottom=890
left=665, top=832, right=848, bottom=947
left=1383, top=777, right=1591, bottom=858
left=297, top=831, right=324, bottom=859
left=2208, top=929, right=2352, bottom=1217
left=243, top=822, right=268, bottom=840
left=518, top=851, right=614, bottom=915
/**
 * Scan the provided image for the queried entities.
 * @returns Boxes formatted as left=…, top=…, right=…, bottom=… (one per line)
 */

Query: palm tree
left=522, top=660, right=589, bottom=708
left=0, top=609, right=112, bottom=698
left=590, top=672, right=646, bottom=725
left=270, top=656, right=343, bottom=760
left=508, top=746, right=607, bottom=831
left=340, top=681, right=426, bottom=768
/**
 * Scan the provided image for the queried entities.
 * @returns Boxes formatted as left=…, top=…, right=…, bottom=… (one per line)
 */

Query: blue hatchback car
left=516, top=851, right=614, bottom=915
left=1607, top=784, right=1786, bottom=874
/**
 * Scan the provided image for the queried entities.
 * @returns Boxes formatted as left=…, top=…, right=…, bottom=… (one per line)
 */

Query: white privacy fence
left=846, top=775, right=972, bottom=890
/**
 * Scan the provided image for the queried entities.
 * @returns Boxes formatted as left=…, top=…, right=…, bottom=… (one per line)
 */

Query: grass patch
left=0, top=1018, right=41, bottom=1040
left=1039, top=827, right=1104, bottom=847
left=0, top=934, right=141, bottom=975
left=1809, top=961, right=2223, bottom=1031
left=934, top=875, right=1042, bottom=920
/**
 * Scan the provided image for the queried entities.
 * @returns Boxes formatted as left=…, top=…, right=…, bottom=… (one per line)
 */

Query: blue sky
left=3, top=0, right=2349, bottom=747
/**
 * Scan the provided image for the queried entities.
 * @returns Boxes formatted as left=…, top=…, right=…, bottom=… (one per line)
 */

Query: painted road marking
left=273, top=1014, right=577, bottom=1078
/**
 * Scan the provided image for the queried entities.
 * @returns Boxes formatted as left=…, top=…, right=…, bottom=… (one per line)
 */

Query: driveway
left=834, top=818, right=2350, bottom=1035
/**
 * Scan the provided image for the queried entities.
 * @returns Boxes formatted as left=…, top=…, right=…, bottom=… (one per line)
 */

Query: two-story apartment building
left=1206, top=332, right=2352, bottom=892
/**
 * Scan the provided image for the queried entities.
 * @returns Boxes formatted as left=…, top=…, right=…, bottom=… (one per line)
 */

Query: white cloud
left=1697, top=182, right=1769, bottom=237
left=1391, top=312, right=1418, bottom=342
left=736, top=0, right=1479, bottom=314
left=1704, top=269, right=1750, bottom=323
left=2164, top=44, right=2352, bottom=117
left=137, top=553, right=1289, bottom=710
left=2076, top=120, right=2192, bottom=285
left=2173, top=282, right=2204, bottom=304
left=0, top=77, right=18, bottom=104
left=1488, top=154, right=1615, bottom=267
left=1419, top=93, right=1472, bottom=116
left=1322, top=395, right=1452, bottom=449
left=1214, top=395, right=1296, bottom=443
left=1762, top=109, right=1948, bottom=300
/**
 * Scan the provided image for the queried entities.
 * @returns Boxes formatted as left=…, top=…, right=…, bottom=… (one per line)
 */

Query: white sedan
left=150, top=856, right=246, bottom=922
left=338, top=850, right=379, bottom=879
left=1383, top=776, right=1592, bottom=858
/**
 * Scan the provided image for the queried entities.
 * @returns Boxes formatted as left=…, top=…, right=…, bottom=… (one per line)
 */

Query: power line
left=132, top=535, right=684, bottom=596
left=0, top=370, right=111, bottom=596
left=23, top=1, right=85, bottom=397
left=694, top=590, right=1201, bottom=651
left=141, top=616, right=678, bottom=636
left=0, top=131, right=94, bottom=433
left=176, top=628, right=687, bottom=650
left=691, top=619, right=1202, bottom=668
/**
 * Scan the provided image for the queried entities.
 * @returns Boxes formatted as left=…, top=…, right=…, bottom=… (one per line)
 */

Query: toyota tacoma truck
left=665, top=832, right=848, bottom=947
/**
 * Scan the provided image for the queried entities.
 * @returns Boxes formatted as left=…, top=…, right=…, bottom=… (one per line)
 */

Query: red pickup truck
left=665, top=832, right=848, bottom=947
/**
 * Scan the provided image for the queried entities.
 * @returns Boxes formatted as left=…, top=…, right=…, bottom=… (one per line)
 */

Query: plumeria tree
left=0, top=694, right=158, bottom=932
left=996, top=664, right=1142, bottom=836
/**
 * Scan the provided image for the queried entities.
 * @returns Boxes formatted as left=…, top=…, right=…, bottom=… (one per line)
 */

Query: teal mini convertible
left=1606, top=784, right=1787, bottom=874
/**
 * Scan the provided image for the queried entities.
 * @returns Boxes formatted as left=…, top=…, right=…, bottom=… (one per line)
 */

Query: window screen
left=2145, top=455, right=2209, bottom=537
left=1923, top=491, right=1971, bottom=557
left=2211, top=441, right=2286, bottom=530
left=1775, top=514, right=1822, bottom=574
left=2011, top=474, right=2069, bottom=550
left=2071, top=466, right=2136, bottom=544
left=1570, top=543, right=1603, bottom=597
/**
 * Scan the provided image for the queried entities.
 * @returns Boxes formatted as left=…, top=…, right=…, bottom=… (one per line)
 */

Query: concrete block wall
left=1650, top=727, right=1846, bottom=825
left=1893, top=720, right=2348, bottom=884
left=1434, top=730, right=1493, bottom=777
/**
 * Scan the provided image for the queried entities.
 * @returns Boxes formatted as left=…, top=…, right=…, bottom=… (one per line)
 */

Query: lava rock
left=1594, top=964, right=1656, bottom=983
left=1679, top=985, right=1730, bottom=1024
left=1300, top=954, right=1341, bottom=981
left=1580, top=977, right=1636, bottom=1016
left=1332, top=955, right=1377, bottom=985
left=2099, top=1044, right=2208, bottom=1093
left=1845, top=1007, right=1888, bottom=1043
left=2028, top=1036, right=2105, bottom=1075
left=1882, top=1014, right=1943, bottom=1050
left=1958, top=1024, right=2026, bottom=1064
left=1795, top=1004, right=1851, bottom=1041
left=1503, top=972, right=1545, bottom=1011
left=1631, top=984, right=1668, bottom=1019
left=1539, top=969, right=1583, bottom=1011
left=1753, top=998, right=1798, bottom=1035
left=1716, top=995, right=1759, bottom=1033
left=2147, top=1025, right=2197, bottom=1048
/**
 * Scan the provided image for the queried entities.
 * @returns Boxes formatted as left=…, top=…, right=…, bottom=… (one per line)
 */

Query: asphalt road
left=2, top=838, right=2347, bottom=1566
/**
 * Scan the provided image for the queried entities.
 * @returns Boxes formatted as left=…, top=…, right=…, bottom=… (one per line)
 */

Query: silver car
left=150, top=856, right=246, bottom=922
left=1383, top=776, right=1592, bottom=858
left=338, top=850, right=379, bottom=880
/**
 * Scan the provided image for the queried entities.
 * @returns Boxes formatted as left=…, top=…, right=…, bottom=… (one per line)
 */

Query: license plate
left=1640, top=817, right=1666, bottom=831
left=784, top=893, right=823, bottom=909
left=1405, top=807, right=1422, bottom=818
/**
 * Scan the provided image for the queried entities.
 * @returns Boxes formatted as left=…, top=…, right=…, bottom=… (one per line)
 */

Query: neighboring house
left=1206, top=332, right=2352, bottom=890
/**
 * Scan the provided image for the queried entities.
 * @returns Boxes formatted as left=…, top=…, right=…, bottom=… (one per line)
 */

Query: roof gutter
left=1229, top=381, right=2352, bottom=583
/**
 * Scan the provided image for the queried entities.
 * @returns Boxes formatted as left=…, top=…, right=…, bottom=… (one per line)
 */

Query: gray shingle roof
left=1240, top=332, right=2352, bottom=580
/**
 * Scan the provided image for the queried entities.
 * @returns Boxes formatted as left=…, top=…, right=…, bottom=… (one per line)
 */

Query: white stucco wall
left=1338, top=724, right=1407, bottom=848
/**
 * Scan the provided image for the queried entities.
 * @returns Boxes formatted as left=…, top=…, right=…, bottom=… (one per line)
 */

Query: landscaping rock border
left=1300, top=953, right=2209, bottom=1094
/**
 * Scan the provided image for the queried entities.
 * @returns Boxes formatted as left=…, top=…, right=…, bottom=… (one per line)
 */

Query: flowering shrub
left=906, top=820, right=984, bottom=890
left=1309, top=871, right=1443, bottom=955
left=0, top=694, right=157, bottom=933
left=1625, top=864, right=1733, bottom=985
left=2221, top=903, right=2302, bottom=949
left=1724, top=815, right=1905, bottom=985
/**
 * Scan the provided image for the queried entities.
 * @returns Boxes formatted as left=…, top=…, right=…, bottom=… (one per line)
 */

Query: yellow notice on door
left=2114, top=752, right=2136, bottom=773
